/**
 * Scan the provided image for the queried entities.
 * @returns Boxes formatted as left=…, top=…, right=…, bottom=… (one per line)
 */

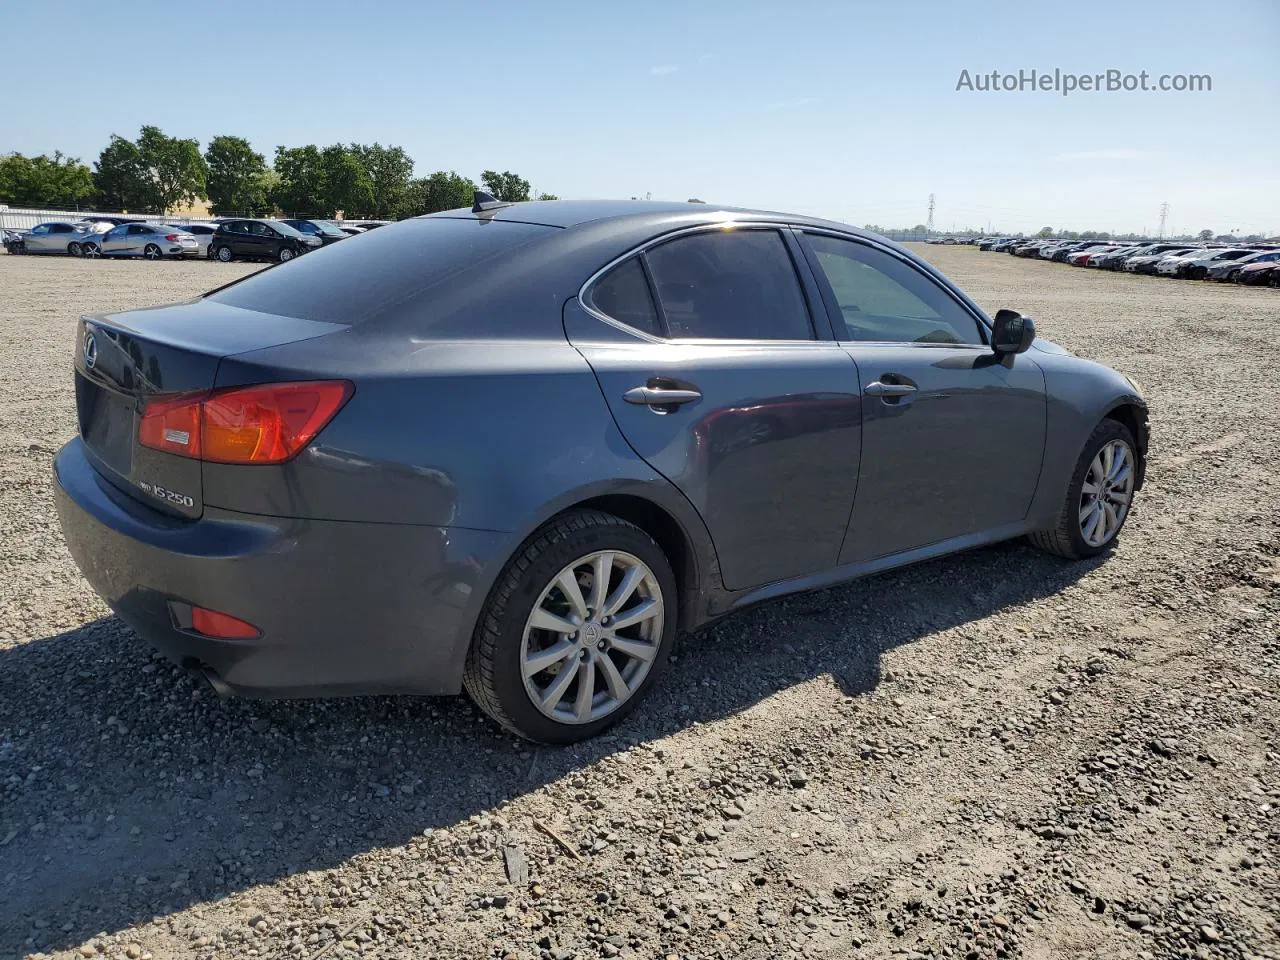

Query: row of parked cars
left=1, top=216, right=387, bottom=262
left=976, top=236, right=1280, bottom=286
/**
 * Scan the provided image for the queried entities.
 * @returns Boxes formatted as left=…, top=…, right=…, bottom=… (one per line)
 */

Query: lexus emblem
left=82, top=329, right=98, bottom=369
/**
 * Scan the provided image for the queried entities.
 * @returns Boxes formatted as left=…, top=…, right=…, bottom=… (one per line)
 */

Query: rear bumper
left=53, top=437, right=506, bottom=697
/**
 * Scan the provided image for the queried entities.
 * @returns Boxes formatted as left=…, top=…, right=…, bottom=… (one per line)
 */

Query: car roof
left=421, top=198, right=868, bottom=237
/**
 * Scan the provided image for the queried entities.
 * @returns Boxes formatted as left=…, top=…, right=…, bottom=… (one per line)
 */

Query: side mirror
left=991, top=309, right=1036, bottom=355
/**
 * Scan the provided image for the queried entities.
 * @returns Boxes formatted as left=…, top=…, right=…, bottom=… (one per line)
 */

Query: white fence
left=0, top=205, right=214, bottom=231
left=0, top=206, right=386, bottom=232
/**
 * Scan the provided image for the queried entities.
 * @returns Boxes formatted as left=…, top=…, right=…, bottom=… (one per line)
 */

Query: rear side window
left=645, top=229, right=813, bottom=340
left=588, top=258, right=661, bottom=336
left=207, top=217, right=557, bottom=324
left=52, top=224, right=74, bottom=234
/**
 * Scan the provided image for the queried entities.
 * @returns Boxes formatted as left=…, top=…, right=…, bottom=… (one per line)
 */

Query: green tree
left=399, top=170, right=477, bottom=217
left=271, top=145, right=325, bottom=215
left=349, top=143, right=414, bottom=219
left=1036, top=225, right=1055, bottom=238
left=205, top=135, right=270, bottom=215
left=535, top=192, right=559, bottom=201
left=480, top=169, right=531, bottom=202
left=93, top=135, right=151, bottom=211
left=1196, top=228, right=1214, bottom=241
left=137, top=125, right=207, bottom=212
left=0, top=152, right=95, bottom=208
left=320, top=145, right=374, bottom=217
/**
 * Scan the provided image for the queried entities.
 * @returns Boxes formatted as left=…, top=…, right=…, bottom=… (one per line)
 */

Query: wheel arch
left=1101, top=399, right=1149, bottom=489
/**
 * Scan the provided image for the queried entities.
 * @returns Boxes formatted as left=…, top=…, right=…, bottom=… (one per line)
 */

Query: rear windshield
left=206, top=217, right=557, bottom=324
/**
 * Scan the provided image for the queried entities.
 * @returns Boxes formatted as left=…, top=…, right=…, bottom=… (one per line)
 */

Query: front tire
left=464, top=510, right=677, bottom=744
left=215, top=245, right=233, bottom=262
left=1029, top=419, right=1138, bottom=560
left=278, top=246, right=295, bottom=262
left=68, top=242, right=82, bottom=257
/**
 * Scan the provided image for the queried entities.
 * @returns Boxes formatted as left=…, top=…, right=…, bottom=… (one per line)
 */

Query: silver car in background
left=15, top=221, right=88, bottom=255
left=88, top=223, right=200, bottom=260
left=171, top=223, right=218, bottom=258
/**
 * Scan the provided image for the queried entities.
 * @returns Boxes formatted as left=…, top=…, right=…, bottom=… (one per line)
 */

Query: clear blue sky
left=2, top=0, right=1276, bottom=235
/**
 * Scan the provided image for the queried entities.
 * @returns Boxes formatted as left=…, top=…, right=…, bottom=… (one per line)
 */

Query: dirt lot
left=0, top=247, right=1276, bottom=960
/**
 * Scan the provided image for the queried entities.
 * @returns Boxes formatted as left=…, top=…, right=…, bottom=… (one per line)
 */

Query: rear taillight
left=138, top=381, right=352, bottom=464
left=165, top=233, right=179, bottom=242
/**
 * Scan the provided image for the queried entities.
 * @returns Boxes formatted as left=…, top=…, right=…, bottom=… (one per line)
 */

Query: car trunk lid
left=75, top=299, right=346, bottom=519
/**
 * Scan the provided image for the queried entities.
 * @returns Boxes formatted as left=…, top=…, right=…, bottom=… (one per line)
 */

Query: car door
left=565, top=225, right=862, bottom=591
left=100, top=225, right=128, bottom=255
left=796, top=231, right=1046, bottom=564
left=122, top=223, right=149, bottom=256
left=25, top=224, right=53, bottom=252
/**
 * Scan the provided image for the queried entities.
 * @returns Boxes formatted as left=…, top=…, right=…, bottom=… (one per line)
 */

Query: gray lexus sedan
left=53, top=197, right=1149, bottom=743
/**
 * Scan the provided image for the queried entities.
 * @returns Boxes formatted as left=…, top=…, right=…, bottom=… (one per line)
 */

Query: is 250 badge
left=138, top=480, right=195, bottom=509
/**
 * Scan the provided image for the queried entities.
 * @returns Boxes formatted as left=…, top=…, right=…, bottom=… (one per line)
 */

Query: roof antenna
left=472, top=190, right=513, bottom=214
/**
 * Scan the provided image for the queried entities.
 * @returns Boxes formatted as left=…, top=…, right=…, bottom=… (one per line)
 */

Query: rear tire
left=1029, top=419, right=1138, bottom=560
left=81, top=242, right=99, bottom=259
left=143, top=244, right=162, bottom=261
left=215, top=245, right=233, bottom=262
left=463, top=510, right=678, bottom=744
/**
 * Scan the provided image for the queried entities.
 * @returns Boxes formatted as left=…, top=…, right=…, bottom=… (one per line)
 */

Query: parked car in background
left=211, top=219, right=321, bottom=262
left=281, top=219, right=350, bottom=246
left=171, top=223, right=219, bottom=258
left=1168, top=248, right=1256, bottom=279
left=335, top=225, right=366, bottom=236
left=354, top=222, right=387, bottom=231
left=1237, top=260, right=1280, bottom=285
left=79, top=216, right=146, bottom=227
left=53, top=198, right=1149, bottom=743
left=15, top=221, right=88, bottom=255
left=90, top=222, right=200, bottom=260
left=1209, top=249, right=1280, bottom=281
left=1067, top=245, right=1122, bottom=266
left=1090, top=243, right=1180, bottom=270
left=1125, top=247, right=1199, bottom=274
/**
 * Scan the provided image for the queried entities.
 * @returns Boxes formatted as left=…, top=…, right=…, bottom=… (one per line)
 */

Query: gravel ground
left=0, top=248, right=1276, bottom=960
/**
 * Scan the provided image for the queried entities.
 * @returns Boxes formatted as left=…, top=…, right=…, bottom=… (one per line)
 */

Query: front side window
left=31, top=225, right=50, bottom=235
left=644, top=229, right=812, bottom=340
left=803, top=234, right=984, bottom=345
left=588, top=257, right=661, bottom=336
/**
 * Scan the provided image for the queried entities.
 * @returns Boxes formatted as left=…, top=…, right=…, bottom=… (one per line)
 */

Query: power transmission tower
left=1158, top=202, right=1169, bottom=238
left=927, top=194, right=936, bottom=234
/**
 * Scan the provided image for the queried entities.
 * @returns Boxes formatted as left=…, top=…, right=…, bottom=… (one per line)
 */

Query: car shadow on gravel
left=0, top=538, right=1100, bottom=955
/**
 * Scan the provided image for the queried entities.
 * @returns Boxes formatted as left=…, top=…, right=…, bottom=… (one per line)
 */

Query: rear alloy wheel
left=143, top=244, right=162, bottom=261
left=215, top=245, right=233, bottom=262
left=278, top=246, right=295, bottom=262
left=81, top=243, right=100, bottom=259
left=68, top=242, right=82, bottom=257
left=464, top=510, right=677, bottom=743
left=1030, top=419, right=1138, bottom=559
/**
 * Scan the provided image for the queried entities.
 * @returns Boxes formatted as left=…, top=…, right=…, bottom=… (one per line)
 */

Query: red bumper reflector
left=190, top=606, right=260, bottom=640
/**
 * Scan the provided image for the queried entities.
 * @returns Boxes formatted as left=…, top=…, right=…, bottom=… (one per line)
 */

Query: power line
left=1158, top=201, right=1169, bottom=238
left=926, top=193, right=936, bottom=234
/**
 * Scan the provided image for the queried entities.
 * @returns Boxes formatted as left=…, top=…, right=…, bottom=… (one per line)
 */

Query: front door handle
left=623, top=385, right=702, bottom=407
left=864, top=380, right=917, bottom=398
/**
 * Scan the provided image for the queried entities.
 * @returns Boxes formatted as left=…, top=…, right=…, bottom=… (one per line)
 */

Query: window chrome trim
left=577, top=221, right=823, bottom=345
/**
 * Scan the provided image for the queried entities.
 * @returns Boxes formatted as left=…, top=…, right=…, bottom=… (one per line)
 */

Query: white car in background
left=171, top=223, right=219, bottom=258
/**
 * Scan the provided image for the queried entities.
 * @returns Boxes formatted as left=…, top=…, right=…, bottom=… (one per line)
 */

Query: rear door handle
left=623, top=385, right=702, bottom=407
left=864, top=380, right=917, bottom=398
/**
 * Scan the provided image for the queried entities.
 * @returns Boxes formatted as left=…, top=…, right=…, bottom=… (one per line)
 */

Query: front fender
left=1025, top=352, right=1149, bottom=529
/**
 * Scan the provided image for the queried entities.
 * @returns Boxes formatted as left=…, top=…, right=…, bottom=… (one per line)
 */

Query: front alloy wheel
left=1029, top=418, right=1139, bottom=559
left=278, top=247, right=295, bottom=262
left=1078, top=439, right=1134, bottom=547
left=465, top=510, right=677, bottom=743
